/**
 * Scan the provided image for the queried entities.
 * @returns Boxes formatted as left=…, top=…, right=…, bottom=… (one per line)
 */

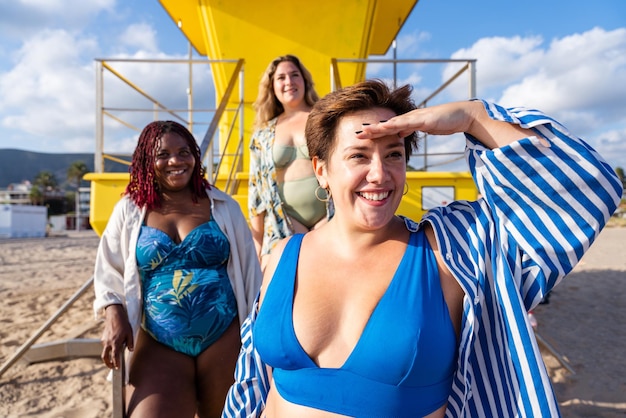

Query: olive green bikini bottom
left=278, top=175, right=326, bottom=229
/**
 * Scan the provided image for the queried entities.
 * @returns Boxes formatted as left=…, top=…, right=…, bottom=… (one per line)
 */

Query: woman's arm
left=357, top=100, right=537, bottom=149
left=93, top=199, right=135, bottom=369
left=414, top=100, right=622, bottom=306
left=100, top=304, right=133, bottom=369
left=250, top=213, right=265, bottom=260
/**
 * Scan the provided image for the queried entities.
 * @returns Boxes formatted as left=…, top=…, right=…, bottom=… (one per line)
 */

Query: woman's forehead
left=334, top=108, right=403, bottom=150
left=336, top=108, right=397, bottom=135
left=275, top=61, right=300, bottom=75
left=342, top=107, right=396, bottom=126
left=157, top=132, right=187, bottom=148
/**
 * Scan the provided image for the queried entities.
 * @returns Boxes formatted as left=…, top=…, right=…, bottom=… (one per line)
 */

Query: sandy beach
left=0, top=226, right=625, bottom=417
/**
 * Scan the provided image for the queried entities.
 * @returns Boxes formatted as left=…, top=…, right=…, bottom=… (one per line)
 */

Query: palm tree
left=29, top=185, right=44, bottom=205
left=33, top=171, right=58, bottom=192
left=67, top=161, right=89, bottom=190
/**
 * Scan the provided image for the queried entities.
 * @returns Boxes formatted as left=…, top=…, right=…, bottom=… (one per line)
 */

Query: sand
left=0, top=227, right=625, bottom=417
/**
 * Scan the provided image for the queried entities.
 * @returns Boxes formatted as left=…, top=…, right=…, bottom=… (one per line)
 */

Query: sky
left=0, top=0, right=625, bottom=172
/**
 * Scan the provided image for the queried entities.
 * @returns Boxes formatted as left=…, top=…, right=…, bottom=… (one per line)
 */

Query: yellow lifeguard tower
left=85, top=0, right=477, bottom=236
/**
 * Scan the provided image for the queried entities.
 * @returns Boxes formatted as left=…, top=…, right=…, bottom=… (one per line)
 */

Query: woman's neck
left=281, top=102, right=311, bottom=117
left=159, top=187, right=194, bottom=205
left=324, top=215, right=407, bottom=250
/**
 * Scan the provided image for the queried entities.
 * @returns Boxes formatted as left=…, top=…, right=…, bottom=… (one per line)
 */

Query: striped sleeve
left=424, top=101, right=622, bottom=417
left=470, top=100, right=622, bottom=305
left=221, top=301, right=269, bottom=418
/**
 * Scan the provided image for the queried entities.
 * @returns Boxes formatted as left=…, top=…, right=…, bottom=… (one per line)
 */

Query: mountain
left=0, top=149, right=129, bottom=188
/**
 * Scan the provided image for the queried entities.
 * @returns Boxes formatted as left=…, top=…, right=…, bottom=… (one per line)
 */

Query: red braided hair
left=125, top=121, right=210, bottom=209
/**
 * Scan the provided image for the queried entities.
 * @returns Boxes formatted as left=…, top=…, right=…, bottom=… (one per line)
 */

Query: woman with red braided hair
left=93, top=120, right=262, bottom=417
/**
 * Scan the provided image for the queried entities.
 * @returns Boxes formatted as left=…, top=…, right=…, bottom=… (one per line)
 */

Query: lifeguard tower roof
left=158, top=0, right=419, bottom=99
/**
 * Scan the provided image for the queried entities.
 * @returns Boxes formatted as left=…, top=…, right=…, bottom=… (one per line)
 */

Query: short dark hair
left=305, top=79, right=419, bottom=163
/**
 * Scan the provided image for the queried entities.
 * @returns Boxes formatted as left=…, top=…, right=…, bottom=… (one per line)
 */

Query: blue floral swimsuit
left=136, top=220, right=237, bottom=357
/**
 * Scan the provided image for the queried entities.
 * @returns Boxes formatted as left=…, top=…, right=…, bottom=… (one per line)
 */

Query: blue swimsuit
left=254, top=232, right=457, bottom=417
left=136, top=220, right=237, bottom=357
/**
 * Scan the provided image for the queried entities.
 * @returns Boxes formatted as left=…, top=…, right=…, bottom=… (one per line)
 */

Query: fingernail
left=355, top=130, right=363, bottom=134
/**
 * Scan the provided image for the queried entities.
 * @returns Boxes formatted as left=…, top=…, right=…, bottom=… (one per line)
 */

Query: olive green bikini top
left=273, top=143, right=310, bottom=169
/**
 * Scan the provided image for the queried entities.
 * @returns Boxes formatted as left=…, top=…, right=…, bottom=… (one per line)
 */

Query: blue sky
left=0, top=0, right=625, bottom=172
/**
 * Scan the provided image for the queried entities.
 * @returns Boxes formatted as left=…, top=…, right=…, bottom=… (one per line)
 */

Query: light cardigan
left=222, top=101, right=623, bottom=417
left=93, top=186, right=262, bottom=373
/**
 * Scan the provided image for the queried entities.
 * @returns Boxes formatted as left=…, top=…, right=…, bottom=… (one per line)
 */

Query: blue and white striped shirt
left=222, top=101, right=623, bottom=418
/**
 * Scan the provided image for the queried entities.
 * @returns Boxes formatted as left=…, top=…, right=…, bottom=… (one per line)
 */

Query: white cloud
left=118, top=23, right=159, bottom=53
left=396, top=31, right=431, bottom=57
left=0, top=8, right=215, bottom=154
left=419, top=27, right=626, bottom=171
left=20, top=0, right=108, bottom=11
left=0, top=0, right=115, bottom=38
left=590, top=128, right=626, bottom=170
left=442, top=35, right=545, bottom=101
left=440, top=27, right=626, bottom=112
left=495, top=28, right=626, bottom=171
left=499, top=28, right=626, bottom=113
left=98, top=52, right=215, bottom=154
left=367, top=31, right=432, bottom=77
left=0, top=30, right=96, bottom=151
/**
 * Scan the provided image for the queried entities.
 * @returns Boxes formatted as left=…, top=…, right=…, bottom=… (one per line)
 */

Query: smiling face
left=272, top=61, right=305, bottom=108
left=153, top=132, right=196, bottom=193
left=315, top=107, right=407, bottom=231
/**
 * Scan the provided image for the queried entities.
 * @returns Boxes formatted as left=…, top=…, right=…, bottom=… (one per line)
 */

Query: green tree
left=33, top=171, right=58, bottom=192
left=29, top=185, right=44, bottom=205
left=67, top=161, right=89, bottom=190
left=615, top=166, right=624, bottom=186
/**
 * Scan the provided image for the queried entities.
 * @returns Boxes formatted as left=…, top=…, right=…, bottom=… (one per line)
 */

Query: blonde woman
left=248, top=55, right=331, bottom=270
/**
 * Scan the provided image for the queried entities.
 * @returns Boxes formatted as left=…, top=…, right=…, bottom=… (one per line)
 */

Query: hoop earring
left=315, top=185, right=331, bottom=202
left=403, top=182, right=409, bottom=196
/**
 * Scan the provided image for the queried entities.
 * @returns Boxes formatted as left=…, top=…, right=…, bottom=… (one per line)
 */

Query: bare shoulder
left=422, top=222, right=453, bottom=281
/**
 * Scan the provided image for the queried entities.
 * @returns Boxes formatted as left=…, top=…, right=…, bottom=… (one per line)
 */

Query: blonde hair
left=252, top=55, right=319, bottom=130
